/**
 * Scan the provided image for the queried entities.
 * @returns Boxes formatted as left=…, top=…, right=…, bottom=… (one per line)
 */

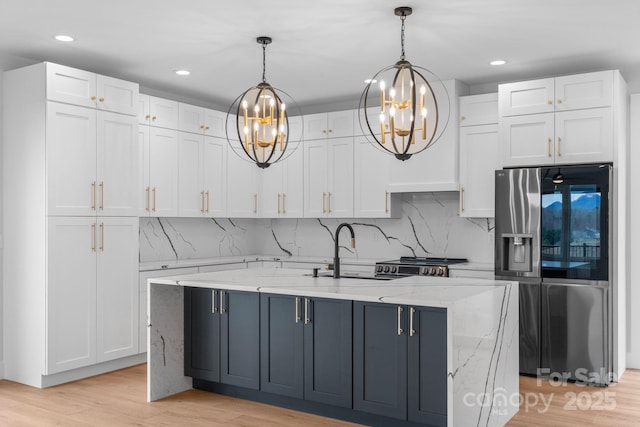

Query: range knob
left=420, top=267, right=429, bottom=275
left=437, top=267, right=445, bottom=276
left=390, top=266, right=397, bottom=273
left=429, top=267, right=437, bottom=276
left=384, top=265, right=390, bottom=273
left=376, top=265, right=383, bottom=273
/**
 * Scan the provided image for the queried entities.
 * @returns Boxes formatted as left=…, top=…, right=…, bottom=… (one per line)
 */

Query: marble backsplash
left=140, top=192, right=495, bottom=264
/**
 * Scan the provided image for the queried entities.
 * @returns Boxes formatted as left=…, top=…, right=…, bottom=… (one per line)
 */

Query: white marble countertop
left=448, top=261, right=494, bottom=271
left=149, top=267, right=514, bottom=308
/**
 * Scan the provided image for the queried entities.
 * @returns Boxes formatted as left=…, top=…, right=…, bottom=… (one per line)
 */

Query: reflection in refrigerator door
left=519, top=281, right=541, bottom=375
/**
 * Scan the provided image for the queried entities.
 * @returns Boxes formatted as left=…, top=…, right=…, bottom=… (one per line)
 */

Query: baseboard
left=0, top=360, right=5, bottom=380
left=40, top=353, right=146, bottom=388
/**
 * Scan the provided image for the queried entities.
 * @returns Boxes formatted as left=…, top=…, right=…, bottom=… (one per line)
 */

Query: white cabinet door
left=327, top=137, right=354, bottom=218
left=261, top=162, right=285, bottom=218
left=460, top=93, right=498, bottom=126
left=555, top=108, right=613, bottom=164
left=46, top=63, right=96, bottom=109
left=499, top=78, right=555, bottom=116
left=501, top=113, right=555, bottom=167
left=204, top=109, right=227, bottom=138
left=46, top=102, right=97, bottom=216
left=148, top=128, right=179, bottom=217
left=178, top=132, right=204, bottom=217
left=96, top=75, right=138, bottom=115
left=203, top=136, right=227, bottom=217
left=96, top=217, right=139, bottom=362
left=178, top=103, right=205, bottom=134
left=138, top=94, right=150, bottom=125
left=327, top=110, right=354, bottom=138
left=96, top=111, right=138, bottom=216
left=226, top=150, right=258, bottom=217
left=304, top=140, right=329, bottom=217
left=354, top=137, right=395, bottom=218
left=554, top=71, right=613, bottom=111
left=460, top=124, right=500, bottom=217
left=47, top=217, right=97, bottom=374
left=282, top=147, right=304, bottom=218
left=149, top=96, right=179, bottom=129
left=304, top=113, right=329, bottom=140
left=138, top=126, right=151, bottom=216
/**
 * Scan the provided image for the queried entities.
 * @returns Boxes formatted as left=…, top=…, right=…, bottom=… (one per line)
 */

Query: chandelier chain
left=400, top=14, right=406, bottom=61
left=262, top=42, right=267, bottom=83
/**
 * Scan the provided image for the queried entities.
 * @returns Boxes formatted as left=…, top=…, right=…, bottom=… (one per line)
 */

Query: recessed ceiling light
left=489, top=60, right=507, bottom=66
left=364, top=78, right=377, bottom=84
left=175, top=70, right=191, bottom=76
left=54, top=35, right=74, bottom=42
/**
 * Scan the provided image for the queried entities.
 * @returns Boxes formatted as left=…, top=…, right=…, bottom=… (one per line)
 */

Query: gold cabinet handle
left=322, top=192, right=326, bottom=214
left=91, top=181, right=96, bottom=210
left=547, top=138, right=552, bottom=157
left=277, top=193, right=281, bottom=214
left=304, top=298, right=310, bottom=324
left=282, top=193, right=286, bottom=214
left=385, top=191, right=389, bottom=213
left=253, top=193, right=257, bottom=214
left=461, top=187, right=465, bottom=212
left=322, top=129, right=327, bottom=134
left=200, top=125, right=205, bottom=129
left=211, top=289, right=217, bottom=314
left=152, top=187, right=157, bottom=212
left=99, top=181, right=104, bottom=210
left=145, top=115, right=151, bottom=120
left=295, top=297, right=300, bottom=323
left=547, top=100, right=552, bottom=105
left=219, top=290, right=226, bottom=313
left=205, top=191, right=210, bottom=213
left=99, top=97, right=104, bottom=103
left=409, top=307, right=416, bottom=337
left=557, top=137, right=562, bottom=156
left=99, top=222, right=104, bottom=252
left=200, top=191, right=205, bottom=213
left=205, top=126, right=210, bottom=130
left=557, top=99, right=562, bottom=104
left=460, top=115, right=466, bottom=121
left=152, top=116, right=157, bottom=121
left=145, top=187, right=150, bottom=212
left=91, top=96, right=97, bottom=101
left=91, top=222, right=96, bottom=252
left=397, top=306, right=404, bottom=335
left=327, top=192, right=332, bottom=213
left=328, top=129, right=333, bottom=133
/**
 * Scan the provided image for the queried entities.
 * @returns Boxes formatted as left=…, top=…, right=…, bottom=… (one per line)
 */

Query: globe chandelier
left=226, top=36, right=302, bottom=168
left=359, top=6, right=450, bottom=161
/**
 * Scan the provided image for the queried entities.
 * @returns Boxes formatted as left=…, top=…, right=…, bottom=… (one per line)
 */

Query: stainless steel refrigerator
left=495, top=164, right=612, bottom=385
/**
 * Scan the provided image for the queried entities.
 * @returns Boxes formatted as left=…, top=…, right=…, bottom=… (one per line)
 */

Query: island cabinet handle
left=304, top=298, right=311, bottom=324
left=397, top=306, right=404, bottom=335
left=220, top=290, right=226, bottom=313
left=409, top=307, right=416, bottom=337
left=295, top=297, right=300, bottom=323
left=211, top=289, right=217, bottom=313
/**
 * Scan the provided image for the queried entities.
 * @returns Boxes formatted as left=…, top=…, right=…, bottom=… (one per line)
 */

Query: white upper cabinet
left=303, top=137, right=354, bottom=218
left=202, top=136, right=227, bottom=217
left=261, top=147, right=304, bottom=218
left=354, top=137, right=399, bottom=218
left=46, top=62, right=138, bottom=115
left=178, top=103, right=227, bottom=137
left=304, top=110, right=354, bottom=140
left=147, top=127, right=179, bottom=217
left=460, top=92, right=499, bottom=126
left=459, top=93, right=500, bottom=218
left=500, top=71, right=613, bottom=117
left=226, top=150, right=259, bottom=218
left=140, top=95, right=179, bottom=129
left=387, top=79, right=467, bottom=192
left=499, top=70, right=619, bottom=167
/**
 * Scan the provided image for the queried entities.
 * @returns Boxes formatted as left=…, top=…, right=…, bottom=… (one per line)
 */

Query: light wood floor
left=0, top=364, right=639, bottom=426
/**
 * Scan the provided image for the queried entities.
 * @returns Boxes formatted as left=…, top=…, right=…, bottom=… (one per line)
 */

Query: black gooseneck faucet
left=334, top=223, right=356, bottom=279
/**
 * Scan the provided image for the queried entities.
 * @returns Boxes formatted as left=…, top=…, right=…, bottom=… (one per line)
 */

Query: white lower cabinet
left=459, top=124, right=500, bottom=217
left=47, top=217, right=139, bottom=374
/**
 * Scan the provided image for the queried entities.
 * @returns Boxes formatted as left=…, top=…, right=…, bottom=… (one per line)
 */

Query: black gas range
left=374, top=256, right=468, bottom=279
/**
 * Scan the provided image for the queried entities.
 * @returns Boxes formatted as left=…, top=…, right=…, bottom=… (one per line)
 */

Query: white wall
left=627, top=94, right=640, bottom=368
left=0, top=70, right=4, bottom=378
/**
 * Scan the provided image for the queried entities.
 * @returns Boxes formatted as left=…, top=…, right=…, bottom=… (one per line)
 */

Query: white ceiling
left=1, top=0, right=640, bottom=111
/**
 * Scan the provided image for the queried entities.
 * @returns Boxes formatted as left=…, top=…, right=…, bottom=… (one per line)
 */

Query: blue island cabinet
left=260, top=294, right=352, bottom=408
left=354, top=302, right=448, bottom=426
left=184, top=287, right=260, bottom=389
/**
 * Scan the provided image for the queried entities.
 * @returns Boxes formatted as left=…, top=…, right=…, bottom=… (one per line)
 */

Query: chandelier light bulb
left=380, top=80, right=386, bottom=91
left=420, top=85, right=426, bottom=95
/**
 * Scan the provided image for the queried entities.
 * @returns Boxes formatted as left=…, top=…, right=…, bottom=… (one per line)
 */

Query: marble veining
left=140, top=193, right=495, bottom=264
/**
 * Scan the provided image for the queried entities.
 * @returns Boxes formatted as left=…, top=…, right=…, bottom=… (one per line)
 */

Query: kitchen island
left=146, top=268, right=518, bottom=427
